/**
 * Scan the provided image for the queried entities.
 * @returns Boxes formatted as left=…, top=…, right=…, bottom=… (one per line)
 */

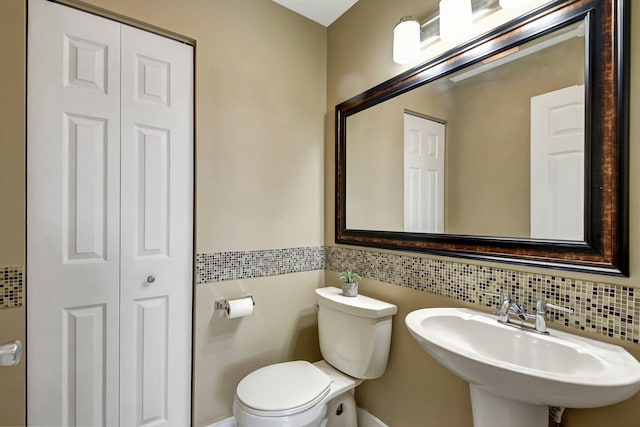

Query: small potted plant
left=339, top=270, right=361, bottom=297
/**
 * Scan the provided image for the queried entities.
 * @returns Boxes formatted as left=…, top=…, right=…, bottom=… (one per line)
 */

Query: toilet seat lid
left=236, top=361, right=331, bottom=415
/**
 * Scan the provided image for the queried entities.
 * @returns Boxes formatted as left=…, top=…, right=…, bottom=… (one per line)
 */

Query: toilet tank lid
left=236, top=361, right=331, bottom=415
left=315, top=287, right=397, bottom=319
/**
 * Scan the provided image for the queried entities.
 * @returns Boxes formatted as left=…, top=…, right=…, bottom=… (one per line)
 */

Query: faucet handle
left=534, top=299, right=574, bottom=333
left=546, top=302, right=574, bottom=314
left=484, top=292, right=511, bottom=322
left=535, top=299, right=574, bottom=315
left=484, top=291, right=510, bottom=301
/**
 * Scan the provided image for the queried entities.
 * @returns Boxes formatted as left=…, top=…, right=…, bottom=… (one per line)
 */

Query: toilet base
left=233, top=397, right=327, bottom=427
left=325, top=392, right=357, bottom=427
left=234, top=391, right=357, bottom=427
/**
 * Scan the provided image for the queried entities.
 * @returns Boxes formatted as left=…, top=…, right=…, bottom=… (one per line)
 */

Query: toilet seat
left=236, top=361, right=331, bottom=417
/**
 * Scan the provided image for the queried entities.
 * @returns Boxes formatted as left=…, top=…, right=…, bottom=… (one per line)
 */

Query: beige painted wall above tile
left=0, top=1, right=26, bottom=424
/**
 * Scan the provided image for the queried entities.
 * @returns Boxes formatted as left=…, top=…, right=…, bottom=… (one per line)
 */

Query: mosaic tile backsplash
left=325, top=246, right=640, bottom=344
left=1, top=265, right=24, bottom=309
left=196, top=246, right=326, bottom=284
left=7, top=244, right=627, bottom=343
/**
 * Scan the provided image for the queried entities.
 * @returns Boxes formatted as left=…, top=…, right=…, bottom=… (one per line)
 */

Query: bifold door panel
left=27, top=1, right=193, bottom=425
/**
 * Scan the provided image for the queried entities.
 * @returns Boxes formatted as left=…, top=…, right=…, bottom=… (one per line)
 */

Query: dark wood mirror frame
left=336, top=0, right=629, bottom=276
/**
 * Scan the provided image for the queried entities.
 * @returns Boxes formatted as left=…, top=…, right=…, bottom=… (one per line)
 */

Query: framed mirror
left=336, top=0, right=629, bottom=275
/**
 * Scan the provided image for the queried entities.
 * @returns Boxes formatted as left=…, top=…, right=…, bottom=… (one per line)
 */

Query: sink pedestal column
left=470, top=385, right=548, bottom=427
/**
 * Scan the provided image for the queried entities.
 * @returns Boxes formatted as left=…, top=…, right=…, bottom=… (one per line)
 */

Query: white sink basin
left=405, top=308, right=640, bottom=427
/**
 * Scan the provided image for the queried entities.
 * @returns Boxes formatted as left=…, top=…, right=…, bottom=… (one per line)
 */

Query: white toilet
left=233, top=286, right=397, bottom=427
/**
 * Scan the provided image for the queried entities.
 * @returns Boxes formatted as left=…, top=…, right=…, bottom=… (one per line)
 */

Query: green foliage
left=339, top=270, right=361, bottom=284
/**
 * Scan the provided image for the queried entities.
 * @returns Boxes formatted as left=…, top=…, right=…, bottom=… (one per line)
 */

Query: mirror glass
left=345, top=20, right=585, bottom=241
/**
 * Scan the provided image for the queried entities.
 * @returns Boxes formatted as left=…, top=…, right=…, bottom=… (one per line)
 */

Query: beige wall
left=326, top=0, right=640, bottom=426
left=0, top=0, right=26, bottom=425
left=2, top=0, right=326, bottom=425
left=0, top=0, right=26, bottom=266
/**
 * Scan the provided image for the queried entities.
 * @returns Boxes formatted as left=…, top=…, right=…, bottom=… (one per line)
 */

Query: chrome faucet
left=507, top=302, right=528, bottom=321
left=484, top=292, right=573, bottom=334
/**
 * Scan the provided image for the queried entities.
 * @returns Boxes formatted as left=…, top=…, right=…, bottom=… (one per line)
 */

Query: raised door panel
left=425, top=169, right=440, bottom=231
left=119, top=25, right=193, bottom=427
left=63, top=113, right=108, bottom=262
left=424, top=130, right=443, bottom=232
left=405, top=125, right=423, bottom=232
left=62, top=305, right=106, bottom=427
left=135, top=297, right=169, bottom=425
left=27, top=0, right=120, bottom=425
left=136, top=55, right=171, bottom=106
left=63, top=34, right=108, bottom=93
left=135, top=125, right=170, bottom=256
left=406, top=167, right=423, bottom=231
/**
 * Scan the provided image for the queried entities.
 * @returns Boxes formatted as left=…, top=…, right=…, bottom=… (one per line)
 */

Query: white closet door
left=119, top=26, right=194, bottom=427
left=27, top=0, right=121, bottom=425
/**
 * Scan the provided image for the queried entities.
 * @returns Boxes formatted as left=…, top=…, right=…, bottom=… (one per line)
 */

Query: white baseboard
left=357, top=407, right=388, bottom=427
left=205, top=416, right=236, bottom=427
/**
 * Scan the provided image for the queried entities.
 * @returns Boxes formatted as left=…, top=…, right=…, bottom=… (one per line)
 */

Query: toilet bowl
left=233, top=360, right=360, bottom=427
left=233, top=287, right=397, bottom=427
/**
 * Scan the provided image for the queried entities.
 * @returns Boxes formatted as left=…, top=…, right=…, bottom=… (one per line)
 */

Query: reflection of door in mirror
left=530, top=85, right=585, bottom=241
left=403, top=112, right=445, bottom=233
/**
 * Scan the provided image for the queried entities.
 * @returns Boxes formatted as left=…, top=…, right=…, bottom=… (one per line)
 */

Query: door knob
left=0, top=340, right=22, bottom=366
left=146, top=275, right=156, bottom=284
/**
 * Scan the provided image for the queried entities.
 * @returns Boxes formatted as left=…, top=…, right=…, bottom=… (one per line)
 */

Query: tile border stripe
left=196, top=246, right=325, bottom=284
left=1, top=265, right=24, bottom=309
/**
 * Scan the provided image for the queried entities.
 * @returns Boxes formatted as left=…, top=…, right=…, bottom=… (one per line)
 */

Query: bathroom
left=0, top=0, right=638, bottom=426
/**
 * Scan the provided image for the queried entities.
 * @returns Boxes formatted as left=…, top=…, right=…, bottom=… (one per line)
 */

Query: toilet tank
left=315, top=287, right=397, bottom=379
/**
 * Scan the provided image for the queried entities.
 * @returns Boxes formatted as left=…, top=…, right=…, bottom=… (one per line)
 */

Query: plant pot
left=342, top=282, right=358, bottom=297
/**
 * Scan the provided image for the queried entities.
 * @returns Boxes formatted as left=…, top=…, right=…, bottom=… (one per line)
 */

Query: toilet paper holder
left=214, top=295, right=255, bottom=312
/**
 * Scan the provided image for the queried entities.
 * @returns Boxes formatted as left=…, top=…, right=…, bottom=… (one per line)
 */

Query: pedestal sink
left=405, top=308, right=640, bottom=427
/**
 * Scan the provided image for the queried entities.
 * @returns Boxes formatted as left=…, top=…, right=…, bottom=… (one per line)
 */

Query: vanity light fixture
left=392, top=0, right=501, bottom=64
left=439, top=0, right=473, bottom=42
left=391, top=0, right=543, bottom=64
left=393, top=16, right=421, bottom=64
